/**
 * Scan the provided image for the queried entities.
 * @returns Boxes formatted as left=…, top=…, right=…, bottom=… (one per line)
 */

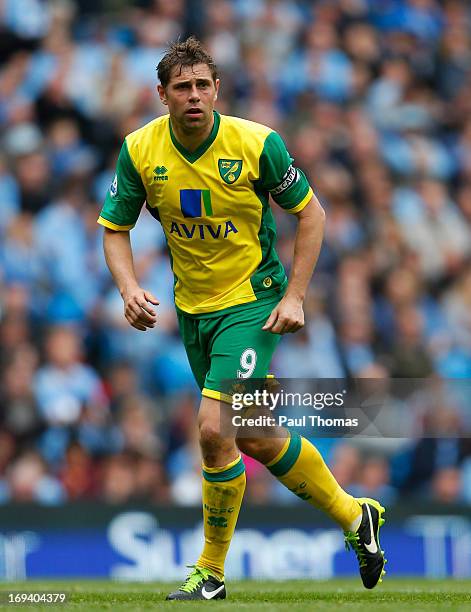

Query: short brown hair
left=157, top=36, right=218, bottom=87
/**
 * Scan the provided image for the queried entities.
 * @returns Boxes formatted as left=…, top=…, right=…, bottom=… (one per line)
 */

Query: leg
left=168, top=299, right=280, bottom=600
left=237, top=432, right=362, bottom=530
left=197, top=395, right=238, bottom=467
left=196, top=396, right=246, bottom=578
left=237, top=432, right=386, bottom=589
left=167, top=396, right=246, bottom=601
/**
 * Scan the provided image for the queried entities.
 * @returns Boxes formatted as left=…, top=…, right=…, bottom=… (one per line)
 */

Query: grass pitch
left=0, top=579, right=470, bottom=611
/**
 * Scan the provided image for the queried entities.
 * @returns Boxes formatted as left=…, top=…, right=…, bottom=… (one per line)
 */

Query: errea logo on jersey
left=169, top=189, right=238, bottom=240
left=153, top=165, right=168, bottom=181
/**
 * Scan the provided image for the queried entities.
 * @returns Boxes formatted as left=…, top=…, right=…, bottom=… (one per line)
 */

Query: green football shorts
left=177, top=297, right=282, bottom=403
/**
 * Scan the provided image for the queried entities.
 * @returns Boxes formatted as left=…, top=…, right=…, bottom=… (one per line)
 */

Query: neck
left=170, top=112, right=215, bottom=153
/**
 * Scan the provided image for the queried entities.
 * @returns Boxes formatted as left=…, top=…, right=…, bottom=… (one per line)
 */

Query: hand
left=122, top=287, right=159, bottom=331
left=262, top=294, right=304, bottom=334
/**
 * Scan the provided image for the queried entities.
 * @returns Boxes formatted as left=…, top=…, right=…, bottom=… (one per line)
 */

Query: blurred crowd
left=1, top=0, right=471, bottom=507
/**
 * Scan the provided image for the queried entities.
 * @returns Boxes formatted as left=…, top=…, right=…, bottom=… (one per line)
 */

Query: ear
left=157, top=84, right=167, bottom=105
left=214, top=78, right=220, bottom=102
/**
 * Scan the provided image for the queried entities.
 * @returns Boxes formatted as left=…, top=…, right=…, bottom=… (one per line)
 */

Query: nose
left=189, top=84, right=200, bottom=102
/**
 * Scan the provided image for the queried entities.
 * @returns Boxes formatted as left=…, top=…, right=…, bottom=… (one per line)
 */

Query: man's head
left=157, top=37, right=219, bottom=133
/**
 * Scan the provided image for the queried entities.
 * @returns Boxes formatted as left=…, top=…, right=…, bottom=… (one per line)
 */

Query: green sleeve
left=99, top=140, right=146, bottom=229
left=256, top=131, right=311, bottom=211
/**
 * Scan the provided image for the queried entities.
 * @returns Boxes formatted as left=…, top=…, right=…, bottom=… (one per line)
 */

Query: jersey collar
left=168, top=111, right=220, bottom=164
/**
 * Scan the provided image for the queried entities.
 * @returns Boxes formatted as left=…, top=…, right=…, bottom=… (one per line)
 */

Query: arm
left=103, top=228, right=158, bottom=332
left=262, top=195, right=325, bottom=334
left=98, top=139, right=158, bottom=331
left=255, top=130, right=325, bottom=334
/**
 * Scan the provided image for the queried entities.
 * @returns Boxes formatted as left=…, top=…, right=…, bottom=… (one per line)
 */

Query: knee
left=237, top=437, right=283, bottom=464
left=199, top=421, right=224, bottom=455
left=236, top=437, right=266, bottom=459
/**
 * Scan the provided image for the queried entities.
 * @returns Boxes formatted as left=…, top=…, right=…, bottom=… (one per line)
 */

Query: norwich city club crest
left=218, top=159, right=243, bottom=184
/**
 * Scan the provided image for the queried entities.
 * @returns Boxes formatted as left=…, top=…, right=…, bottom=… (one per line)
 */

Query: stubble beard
left=179, top=109, right=213, bottom=136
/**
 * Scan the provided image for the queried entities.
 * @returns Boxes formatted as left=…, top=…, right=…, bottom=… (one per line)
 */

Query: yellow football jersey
left=98, top=112, right=313, bottom=315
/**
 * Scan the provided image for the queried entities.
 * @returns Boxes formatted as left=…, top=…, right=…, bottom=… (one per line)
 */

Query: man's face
left=158, top=63, right=219, bottom=132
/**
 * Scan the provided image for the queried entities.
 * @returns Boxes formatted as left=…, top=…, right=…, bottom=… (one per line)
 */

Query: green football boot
left=166, top=565, right=226, bottom=601
left=344, top=497, right=387, bottom=589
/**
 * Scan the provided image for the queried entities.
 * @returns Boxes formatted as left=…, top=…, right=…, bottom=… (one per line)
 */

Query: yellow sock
left=197, top=455, right=246, bottom=579
left=266, top=433, right=362, bottom=531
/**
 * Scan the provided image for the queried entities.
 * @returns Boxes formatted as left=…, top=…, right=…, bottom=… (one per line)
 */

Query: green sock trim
left=202, top=457, right=245, bottom=482
left=267, top=432, right=302, bottom=477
